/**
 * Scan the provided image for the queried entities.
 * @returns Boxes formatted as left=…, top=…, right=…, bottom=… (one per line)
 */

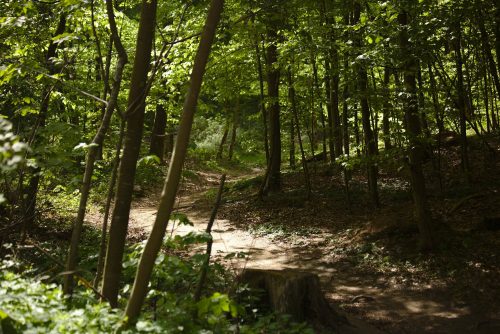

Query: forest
left=1, top=0, right=500, bottom=333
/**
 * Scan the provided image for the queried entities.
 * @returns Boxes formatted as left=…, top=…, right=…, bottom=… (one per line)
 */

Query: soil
left=93, top=138, right=500, bottom=333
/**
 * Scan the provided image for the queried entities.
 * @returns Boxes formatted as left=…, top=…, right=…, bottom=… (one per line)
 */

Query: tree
left=101, top=0, right=157, bottom=306
left=124, top=0, right=224, bottom=321
left=63, top=0, right=128, bottom=295
left=262, top=1, right=282, bottom=194
left=353, top=1, right=379, bottom=207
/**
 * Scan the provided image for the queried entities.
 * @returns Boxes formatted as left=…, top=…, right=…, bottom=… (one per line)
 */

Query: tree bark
left=94, top=120, right=125, bottom=288
left=312, top=52, right=328, bottom=161
left=63, top=0, right=128, bottom=295
left=354, top=2, right=379, bottom=207
left=382, top=67, right=392, bottom=150
left=417, top=66, right=430, bottom=138
left=101, top=0, right=157, bottom=306
left=124, top=0, right=223, bottom=322
left=149, top=104, right=167, bottom=161
left=331, top=49, right=342, bottom=159
left=289, top=115, right=296, bottom=169
left=288, top=68, right=311, bottom=198
left=216, top=121, right=229, bottom=159
left=264, top=11, right=281, bottom=193
left=478, top=17, right=500, bottom=100
left=452, top=21, right=470, bottom=177
left=228, top=109, right=238, bottom=161
left=255, top=35, right=270, bottom=164
left=324, top=58, right=335, bottom=163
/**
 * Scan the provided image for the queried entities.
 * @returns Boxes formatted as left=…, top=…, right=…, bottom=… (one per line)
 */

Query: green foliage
left=134, top=155, right=164, bottom=189
left=0, top=118, right=28, bottom=204
left=0, top=118, right=28, bottom=173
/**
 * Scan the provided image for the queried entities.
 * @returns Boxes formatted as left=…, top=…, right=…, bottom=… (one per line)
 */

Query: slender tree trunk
left=217, top=120, right=229, bottom=159
left=255, top=35, right=270, bottom=164
left=228, top=108, right=238, bottom=161
left=312, top=52, right=328, bottom=161
left=370, top=70, right=380, bottom=154
left=94, top=120, right=125, bottom=288
left=417, top=66, right=430, bottom=138
left=321, top=0, right=335, bottom=164
left=452, top=21, right=470, bottom=177
left=264, top=13, right=281, bottom=193
left=342, top=81, right=350, bottom=157
left=399, top=11, right=433, bottom=251
left=64, top=1, right=129, bottom=294
left=428, top=62, right=444, bottom=194
left=194, top=174, right=226, bottom=301
left=101, top=0, right=157, bottom=306
left=354, top=2, right=379, bottom=207
left=488, top=70, right=499, bottom=129
left=124, top=0, right=223, bottom=321
left=354, top=102, right=361, bottom=156
left=478, top=17, right=500, bottom=99
left=331, top=49, right=342, bottom=159
left=382, top=67, right=392, bottom=149
left=324, top=58, right=335, bottom=163
left=149, top=104, right=167, bottom=161
left=289, top=115, right=296, bottom=169
left=310, top=75, right=316, bottom=157
left=288, top=68, right=311, bottom=198
left=428, top=63, right=445, bottom=133
left=494, top=6, right=500, bottom=72
left=482, top=58, right=492, bottom=132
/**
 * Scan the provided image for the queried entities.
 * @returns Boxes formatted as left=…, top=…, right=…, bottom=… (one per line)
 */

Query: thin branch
left=37, top=72, right=108, bottom=106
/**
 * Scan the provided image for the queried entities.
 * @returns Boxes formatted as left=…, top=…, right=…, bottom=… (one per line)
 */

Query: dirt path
left=127, top=174, right=290, bottom=271
left=121, top=172, right=500, bottom=334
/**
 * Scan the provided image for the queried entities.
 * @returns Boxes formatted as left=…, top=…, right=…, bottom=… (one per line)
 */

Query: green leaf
left=51, top=32, right=78, bottom=44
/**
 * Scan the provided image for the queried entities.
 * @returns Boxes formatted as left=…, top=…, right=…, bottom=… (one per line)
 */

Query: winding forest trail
left=127, top=172, right=292, bottom=271
left=120, top=171, right=500, bottom=334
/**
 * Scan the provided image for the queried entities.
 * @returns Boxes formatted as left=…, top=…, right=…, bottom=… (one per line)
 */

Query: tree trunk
left=94, top=120, right=125, bottom=288
left=312, top=52, right=328, bottom=161
left=324, top=58, right=335, bottom=163
left=478, top=17, right=500, bottom=100
left=382, top=67, right=392, bottom=150
left=228, top=109, right=238, bottom=161
left=354, top=2, right=379, bottom=207
left=264, top=14, right=281, bottom=193
left=149, top=104, right=167, bottom=161
left=417, top=66, right=430, bottom=138
left=124, top=0, right=223, bottom=322
left=216, top=121, right=229, bottom=159
left=289, top=115, right=296, bottom=169
left=239, top=269, right=348, bottom=329
left=101, top=0, right=157, bottom=306
left=452, top=21, right=470, bottom=177
left=342, top=83, right=350, bottom=157
left=255, top=35, right=270, bottom=164
left=331, top=49, right=342, bottom=159
left=63, top=0, right=128, bottom=295
left=399, top=11, right=434, bottom=251
left=288, top=68, right=311, bottom=198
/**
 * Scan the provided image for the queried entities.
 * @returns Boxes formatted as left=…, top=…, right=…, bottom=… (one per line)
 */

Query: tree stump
left=239, top=269, right=348, bottom=330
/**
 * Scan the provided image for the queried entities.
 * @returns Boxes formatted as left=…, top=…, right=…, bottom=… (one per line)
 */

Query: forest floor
left=86, top=137, right=500, bottom=334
